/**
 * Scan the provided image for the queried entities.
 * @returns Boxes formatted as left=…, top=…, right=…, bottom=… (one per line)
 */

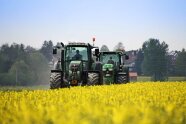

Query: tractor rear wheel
left=117, top=74, right=129, bottom=84
left=50, top=73, right=64, bottom=89
left=87, top=73, right=99, bottom=85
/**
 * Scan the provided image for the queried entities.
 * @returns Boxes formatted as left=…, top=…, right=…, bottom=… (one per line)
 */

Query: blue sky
left=0, top=0, right=186, bottom=51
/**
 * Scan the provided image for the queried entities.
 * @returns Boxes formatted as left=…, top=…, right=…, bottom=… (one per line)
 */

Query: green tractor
left=50, top=42, right=101, bottom=89
left=98, top=51, right=130, bottom=84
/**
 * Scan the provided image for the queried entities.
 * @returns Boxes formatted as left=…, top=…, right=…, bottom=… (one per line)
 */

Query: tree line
left=0, top=41, right=53, bottom=86
left=0, top=38, right=185, bottom=86
left=136, top=39, right=186, bottom=81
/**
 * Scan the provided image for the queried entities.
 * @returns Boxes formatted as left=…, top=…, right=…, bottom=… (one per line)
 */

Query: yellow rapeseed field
left=0, top=82, right=186, bottom=124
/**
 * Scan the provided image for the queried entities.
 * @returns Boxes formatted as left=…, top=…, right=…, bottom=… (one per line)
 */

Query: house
left=123, top=50, right=138, bottom=81
left=129, top=72, right=138, bottom=82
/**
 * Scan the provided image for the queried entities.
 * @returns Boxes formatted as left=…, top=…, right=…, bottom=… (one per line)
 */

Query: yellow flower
left=0, top=82, right=186, bottom=124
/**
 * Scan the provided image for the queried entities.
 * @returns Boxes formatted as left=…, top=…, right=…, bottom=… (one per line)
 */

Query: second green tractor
left=97, top=51, right=130, bottom=84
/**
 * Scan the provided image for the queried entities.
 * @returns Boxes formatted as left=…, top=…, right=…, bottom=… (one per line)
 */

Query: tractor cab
left=64, top=43, right=93, bottom=84
left=50, top=42, right=100, bottom=88
left=98, top=51, right=129, bottom=84
left=100, top=52, right=121, bottom=69
left=99, top=52, right=128, bottom=69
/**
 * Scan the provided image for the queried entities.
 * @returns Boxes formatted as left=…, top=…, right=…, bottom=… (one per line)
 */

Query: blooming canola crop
left=0, top=82, right=186, bottom=124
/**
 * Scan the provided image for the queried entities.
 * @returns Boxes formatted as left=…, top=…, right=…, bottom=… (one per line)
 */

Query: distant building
left=129, top=72, right=138, bottom=82
left=167, top=51, right=178, bottom=75
left=124, top=50, right=138, bottom=81
left=124, top=50, right=137, bottom=66
left=168, top=51, right=178, bottom=65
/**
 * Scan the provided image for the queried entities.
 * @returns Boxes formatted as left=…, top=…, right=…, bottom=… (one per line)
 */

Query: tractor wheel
left=117, top=74, right=129, bottom=84
left=87, top=73, right=99, bottom=85
left=50, top=73, right=64, bottom=89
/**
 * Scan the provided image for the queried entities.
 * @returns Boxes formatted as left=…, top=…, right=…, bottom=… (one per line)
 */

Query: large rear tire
left=87, top=73, right=99, bottom=85
left=50, top=73, right=64, bottom=89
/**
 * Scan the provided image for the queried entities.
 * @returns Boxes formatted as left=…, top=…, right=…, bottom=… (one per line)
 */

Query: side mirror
left=53, top=48, right=57, bottom=54
left=125, top=55, right=129, bottom=60
left=95, top=48, right=99, bottom=56
left=61, top=42, right=64, bottom=47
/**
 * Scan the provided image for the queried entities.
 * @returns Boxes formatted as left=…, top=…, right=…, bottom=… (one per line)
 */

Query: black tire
left=50, top=73, right=64, bottom=89
left=87, top=73, right=99, bottom=85
left=117, top=74, right=129, bottom=84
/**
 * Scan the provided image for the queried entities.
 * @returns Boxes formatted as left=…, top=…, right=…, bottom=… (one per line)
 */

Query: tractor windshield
left=100, top=53, right=120, bottom=66
left=65, top=46, right=88, bottom=61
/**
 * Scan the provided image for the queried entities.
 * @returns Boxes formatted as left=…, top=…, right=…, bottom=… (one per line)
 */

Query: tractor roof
left=100, top=51, right=124, bottom=54
left=66, top=42, right=98, bottom=49
left=68, top=42, right=88, bottom=46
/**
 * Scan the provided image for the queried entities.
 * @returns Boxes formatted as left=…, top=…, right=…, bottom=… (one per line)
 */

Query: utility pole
left=16, top=68, right=18, bottom=86
left=185, top=68, right=186, bottom=81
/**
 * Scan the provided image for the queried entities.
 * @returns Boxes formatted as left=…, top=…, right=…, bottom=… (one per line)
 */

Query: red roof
left=129, top=72, right=138, bottom=77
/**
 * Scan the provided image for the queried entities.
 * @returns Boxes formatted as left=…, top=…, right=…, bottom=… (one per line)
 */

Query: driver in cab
left=107, top=56, right=115, bottom=65
left=73, top=50, right=82, bottom=60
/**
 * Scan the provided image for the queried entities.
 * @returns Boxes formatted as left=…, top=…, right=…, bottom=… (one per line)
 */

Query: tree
left=27, top=52, right=50, bottom=84
left=175, top=49, right=186, bottom=76
left=0, top=54, right=9, bottom=73
left=0, top=43, right=27, bottom=72
left=113, top=42, right=125, bottom=52
left=40, top=40, right=53, bottom=61
left=0, top=44, right=12, bottom=72
left=134, top=49, right=144, bottom=75
left=25, top=45, right=36, bottom=53
left=0, top=43, right=50, bottom=86
left=142, top=38, right=168, bottom=81
left=100, top=45, right=109, bottom=52
left=0, top=73, right=15, bottom=86
left=9, top=60, right=36, bottom=86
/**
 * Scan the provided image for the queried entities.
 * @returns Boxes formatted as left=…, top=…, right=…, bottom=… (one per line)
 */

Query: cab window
left=65, top=47, right=88, bottom=61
